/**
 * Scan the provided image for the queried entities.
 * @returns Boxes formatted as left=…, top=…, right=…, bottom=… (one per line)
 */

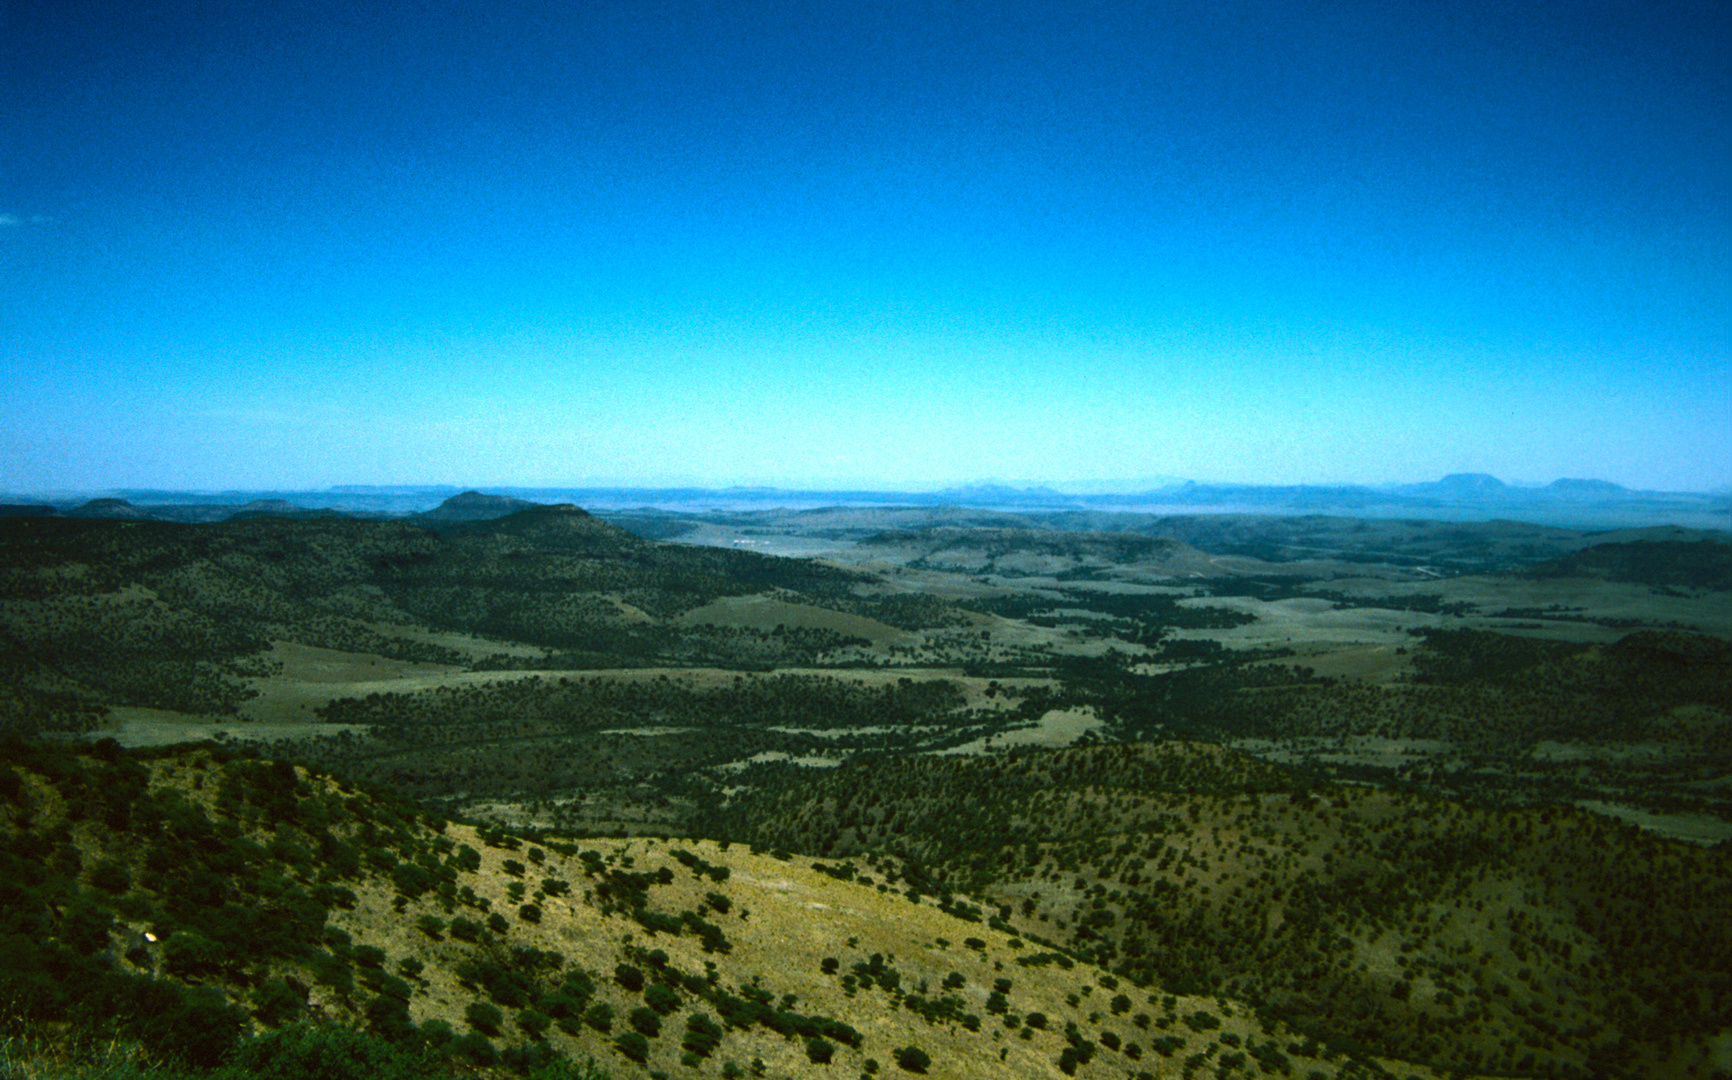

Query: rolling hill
left=3, top=739, right=1427, bottom=1080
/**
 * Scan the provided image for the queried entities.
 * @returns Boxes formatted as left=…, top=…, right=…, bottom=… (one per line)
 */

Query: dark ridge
left=1527, top=539, right=1732, bottom=590
left=64, top=498, right=155, bottom=520
left=417, top=490, right=542, bottom=522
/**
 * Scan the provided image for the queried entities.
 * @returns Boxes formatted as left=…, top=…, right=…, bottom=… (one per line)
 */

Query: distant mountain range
left=3, top=475, right=1728, bottom=531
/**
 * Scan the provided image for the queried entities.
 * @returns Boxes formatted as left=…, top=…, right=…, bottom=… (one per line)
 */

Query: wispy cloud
left=0, top=213, right=51, bottom=226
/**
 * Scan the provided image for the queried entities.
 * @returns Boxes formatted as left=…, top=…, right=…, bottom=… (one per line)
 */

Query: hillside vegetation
left=3, top=740, right=1423, bottom=1080
left=0, top=510, right=972, bottom=733
left=716, top=743, right=1732, bottom=1077
left=2, top=511, right=1729, bottom=1079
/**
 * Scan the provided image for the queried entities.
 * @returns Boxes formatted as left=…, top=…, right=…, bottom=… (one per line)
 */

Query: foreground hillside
left=2, top=740, right=1442, bottom=1080
left=720, top=743, right=1732, bottom=1078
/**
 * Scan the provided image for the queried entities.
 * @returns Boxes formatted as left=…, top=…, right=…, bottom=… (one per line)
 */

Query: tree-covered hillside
left=0, top=510, right=981, bottom=733
left=0, top=739, right=1410, bottom=1080
left=716, top=743, right=1732, bottom=1078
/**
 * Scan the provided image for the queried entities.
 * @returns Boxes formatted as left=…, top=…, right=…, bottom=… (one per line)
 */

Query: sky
left=3, top=1, right=1727, bottom=494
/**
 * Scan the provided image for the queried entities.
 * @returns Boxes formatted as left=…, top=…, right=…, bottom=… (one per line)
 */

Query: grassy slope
left=0, top=740, right=1440, bottom=1080
left=720, top=742, right=1732, bottom=1078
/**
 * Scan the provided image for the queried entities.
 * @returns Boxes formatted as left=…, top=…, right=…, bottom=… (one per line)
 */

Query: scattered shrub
left=448, top=916, right=482, bottom=942
left=466, top=1001, right=504, bottom=1036
left=615, top=1031, right=650, bottom=1062
left=644, top=983, right=682, bottom=1015
left=585, top=1003, right=614, bottom=1032
left=629, top=1006, right=662, bottom=1037
left=518, top=1008, right=551, bottom=1040
left=451, top=1031, right=498, bottom=1067
left=893, top=1045, right=931, bottom=1073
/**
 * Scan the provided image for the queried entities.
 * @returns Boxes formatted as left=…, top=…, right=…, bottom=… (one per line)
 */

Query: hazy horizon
left=5, top=2, right=1726, bottom=495
left=10, top=470, right=1730, bottom=502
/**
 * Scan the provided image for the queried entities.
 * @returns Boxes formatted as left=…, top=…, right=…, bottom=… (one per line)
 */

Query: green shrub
left=252, top=978, right=303, bottom=1027
left=683, top=1012, right=723, bottom=1057
left=615, top=1031, right=650, bottom=1062
left=163, top=932, right=229, bottom=979
left=805, top=1037, right=834, bottom=1064
left=629, top=1006, right=661, bottom=1037
left=585, top=1002, right=614, bottom=1032
left=227, top=1021, right=422, bottom=1080
left=893, top=1046, right=931, bottom=1072
left=351, top=945, right=385, bottom=969
left=135, top=987, right=246, bottom=1068
left=60, top=900, right=113, bottom=956
left=89, top=859, right=132, bottom=895
left=305, top=951, right=353, bottom=996
left=448, top=916, right=482, bottom=942
left=363, top=994, right=414, bottom=1043
left=451, top=1031, right=498, bottom=1067
left=466, top=1000, right=504, bottom=1036
left=518, top=1008, right=552, bottom=1040
left=419, top=1019, right=454, bottom=1048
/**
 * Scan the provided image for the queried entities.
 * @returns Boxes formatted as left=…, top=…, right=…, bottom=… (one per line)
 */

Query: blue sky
left=3, top=1, right=1727, bottom=494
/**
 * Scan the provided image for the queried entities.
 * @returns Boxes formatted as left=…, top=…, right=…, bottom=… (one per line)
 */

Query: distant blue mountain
left=6, top=476, right=1726, bottom=532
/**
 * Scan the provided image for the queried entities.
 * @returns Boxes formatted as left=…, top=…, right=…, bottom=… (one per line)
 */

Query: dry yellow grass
left=306, top=822, right=1459, bottom=1079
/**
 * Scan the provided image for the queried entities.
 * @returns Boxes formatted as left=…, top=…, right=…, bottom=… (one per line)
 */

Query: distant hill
left=9, top=475, right=1726, bottom=530
left=1429, top=472, right=1510, bottom=494
left=226, top=499, right=348, bottom=521
left=64, top=497, right=155, bottom=520
left=0, top=509, right=911, bottom=730
left=1527, top=539, right=1732, bottom=590
left=856, top=526, right=1215, bottom=579
left=417, top=490, right=544, bottom=522
left=1547, top=478, right=1628, bottom=497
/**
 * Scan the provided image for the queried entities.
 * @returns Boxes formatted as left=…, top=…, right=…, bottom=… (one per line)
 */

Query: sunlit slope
left=2, top=740, right=1440, bottom=1079
left=719, top=742, right=1732, bottom=1078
